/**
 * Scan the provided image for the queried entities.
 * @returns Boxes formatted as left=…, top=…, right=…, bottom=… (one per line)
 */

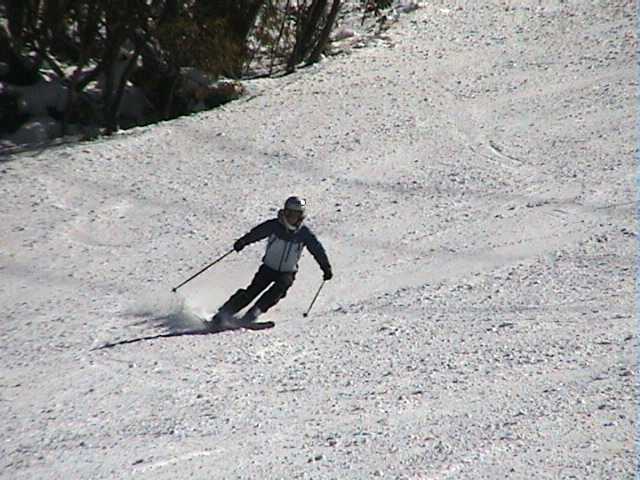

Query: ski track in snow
left=0, top=1, right=636, bottom=479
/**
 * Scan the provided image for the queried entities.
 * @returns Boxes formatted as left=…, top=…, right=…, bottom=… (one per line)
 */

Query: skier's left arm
left=304, top=229, right=333, bottom=280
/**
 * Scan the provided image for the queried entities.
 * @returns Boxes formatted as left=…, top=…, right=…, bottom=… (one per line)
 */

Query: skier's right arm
left=233, top=220, right=276, bottom=252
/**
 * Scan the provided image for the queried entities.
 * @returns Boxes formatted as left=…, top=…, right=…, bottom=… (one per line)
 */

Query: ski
left=203, top=316, right=275, bottom=332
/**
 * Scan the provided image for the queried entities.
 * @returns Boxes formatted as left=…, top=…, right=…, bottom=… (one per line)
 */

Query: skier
left=208, top=196, right=333, bottom=328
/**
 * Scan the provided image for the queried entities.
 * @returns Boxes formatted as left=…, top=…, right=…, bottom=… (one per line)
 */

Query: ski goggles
left=284, top=208, right=304, bottom=222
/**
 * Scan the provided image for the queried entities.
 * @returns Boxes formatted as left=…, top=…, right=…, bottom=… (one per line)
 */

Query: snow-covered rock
left=7, top=115, right=62, bottom=145
left=14, top=78, right=68, bottom=116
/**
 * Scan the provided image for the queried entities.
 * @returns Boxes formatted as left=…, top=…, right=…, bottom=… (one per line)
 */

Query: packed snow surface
left=0, top=1, right=636, bottom=479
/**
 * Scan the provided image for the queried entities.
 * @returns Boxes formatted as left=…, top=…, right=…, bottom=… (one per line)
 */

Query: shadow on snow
left=92, top=312, right=273, bottom=350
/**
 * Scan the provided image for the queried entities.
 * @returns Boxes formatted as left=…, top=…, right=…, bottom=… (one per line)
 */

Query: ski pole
left=302, top=281, right=325, bottom=318
left=171, top=249, right=234, bottom=293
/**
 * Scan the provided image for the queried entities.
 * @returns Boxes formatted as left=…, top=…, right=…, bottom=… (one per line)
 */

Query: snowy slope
left=0, top=2, right=636, bottom=479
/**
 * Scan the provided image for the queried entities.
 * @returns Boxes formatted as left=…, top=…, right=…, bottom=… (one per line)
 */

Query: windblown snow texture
left=0, top=2, right=635, bottom=479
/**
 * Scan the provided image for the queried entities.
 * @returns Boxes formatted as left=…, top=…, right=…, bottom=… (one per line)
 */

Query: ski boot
left=205, top=309, right=232, bottom=331
left=240, top=306, right=263, bottom=325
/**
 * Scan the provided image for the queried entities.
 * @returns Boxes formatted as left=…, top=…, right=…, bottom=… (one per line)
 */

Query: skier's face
left=284, top=208, right=303, bottom=225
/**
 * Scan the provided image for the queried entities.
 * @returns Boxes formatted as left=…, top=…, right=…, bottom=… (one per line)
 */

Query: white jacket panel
left=263, top=234, right=305, bottom=272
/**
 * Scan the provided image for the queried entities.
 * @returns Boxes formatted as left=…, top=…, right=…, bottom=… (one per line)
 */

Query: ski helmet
left=282, top=196, right=306, bottom=228
left=284, top=196, right=306, bottom=214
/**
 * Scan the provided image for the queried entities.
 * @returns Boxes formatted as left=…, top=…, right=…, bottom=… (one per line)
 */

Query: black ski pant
left=219, top=264, right=296, bottom=315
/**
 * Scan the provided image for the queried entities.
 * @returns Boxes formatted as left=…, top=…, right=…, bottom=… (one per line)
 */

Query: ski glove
left=233, top=239, right=246, bottom=252
left=323, top=268, right=333, bottom=281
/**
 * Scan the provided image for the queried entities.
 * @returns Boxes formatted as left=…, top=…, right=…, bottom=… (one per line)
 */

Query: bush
left=0, top=0, right=396, bottom=139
